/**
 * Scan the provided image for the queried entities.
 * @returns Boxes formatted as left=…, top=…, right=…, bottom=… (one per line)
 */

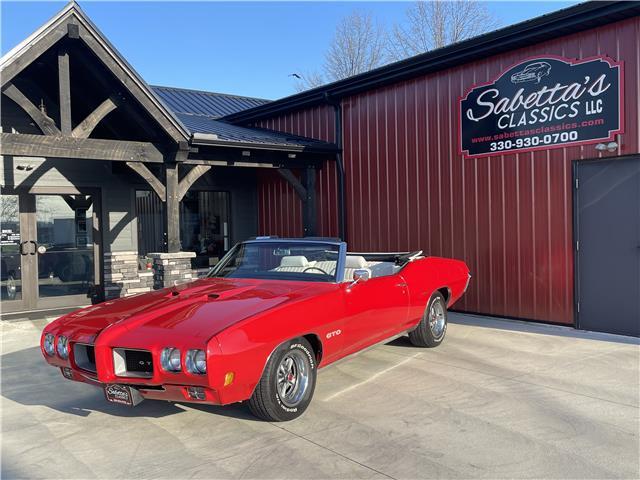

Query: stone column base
left=148, top=252, right=196, bottom=289
left=103, top=251, right=154, bottom=299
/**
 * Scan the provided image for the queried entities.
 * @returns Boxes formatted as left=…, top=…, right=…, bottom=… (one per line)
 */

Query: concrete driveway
left=2, top=313, right=638, bottom=479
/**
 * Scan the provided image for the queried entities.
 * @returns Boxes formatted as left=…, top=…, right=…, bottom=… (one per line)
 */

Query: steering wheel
left=302, top=266, right=329, bottom=275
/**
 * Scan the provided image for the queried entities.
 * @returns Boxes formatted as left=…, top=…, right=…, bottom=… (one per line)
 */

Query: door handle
left=19, top=241, right=29, bottom=255
left=28, top=240, right=37, bottom=255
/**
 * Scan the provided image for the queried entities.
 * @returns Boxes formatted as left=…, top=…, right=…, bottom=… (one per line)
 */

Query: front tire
left=408, top=292, right=448, bottom=347
left=248, top=338, right=317, bottom=421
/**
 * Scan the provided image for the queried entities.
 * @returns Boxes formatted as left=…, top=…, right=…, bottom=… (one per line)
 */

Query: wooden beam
left=277, top=168, right=306, bottom=200
left=58, top=49, right=72, bottom=134
left=177, top=165, right=211, bottom=201
left=77, top=24, right=188, bottom=142
left=72, top=96, right=118, bottom=138
left=0, top=133, right=164, bottom=163
left=1, top=24, right=68, bottom=85
left=126, top=162, right=166, bottom=200
left=165, top=163, right=180, bottom=252
left=2, top=84, right=60, bottom=135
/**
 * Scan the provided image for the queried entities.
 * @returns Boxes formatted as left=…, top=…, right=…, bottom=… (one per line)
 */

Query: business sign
left=459, top=55, right=623, bottom=159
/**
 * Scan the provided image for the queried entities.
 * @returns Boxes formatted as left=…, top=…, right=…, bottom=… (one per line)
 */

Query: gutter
left=191, top=132, right=339, bottom=155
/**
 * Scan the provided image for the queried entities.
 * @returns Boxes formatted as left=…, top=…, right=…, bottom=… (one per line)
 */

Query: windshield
left=209, top=241, right=341, bottom=282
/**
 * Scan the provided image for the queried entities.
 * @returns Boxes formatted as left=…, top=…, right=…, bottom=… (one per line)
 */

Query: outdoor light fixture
left=242, top=150, right=251, bottom=157
left=595, top=142, right=619, bottom=153
left=288, top=153, right=297, bottom=159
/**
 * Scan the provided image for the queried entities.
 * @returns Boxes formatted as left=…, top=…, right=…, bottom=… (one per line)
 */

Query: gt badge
left=326, top=329, right=342, bottom=339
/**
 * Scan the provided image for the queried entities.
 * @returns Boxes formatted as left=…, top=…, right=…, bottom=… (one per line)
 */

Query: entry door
left=1, top=189, right=100, bottom=314
left=575, top=156, right=640, bottom=336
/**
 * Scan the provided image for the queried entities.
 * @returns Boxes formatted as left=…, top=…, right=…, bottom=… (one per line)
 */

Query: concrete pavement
left=2, top=313, right=638, bottom=479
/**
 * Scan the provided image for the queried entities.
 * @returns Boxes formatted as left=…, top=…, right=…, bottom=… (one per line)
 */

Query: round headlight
left=186, top=349, right=206, bottom=374
left=56, top=335, right=69, bottom=359
left=161, top=347, right=181, bottom=372
left=43, top=333, right=56, bottom=356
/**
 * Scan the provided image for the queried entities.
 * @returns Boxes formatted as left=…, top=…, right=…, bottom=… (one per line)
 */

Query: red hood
left=50, top=278, right=330, bottom=345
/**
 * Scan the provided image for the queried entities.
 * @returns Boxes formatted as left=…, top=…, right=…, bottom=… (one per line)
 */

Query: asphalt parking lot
left=2, top=313, right=639, bottom=479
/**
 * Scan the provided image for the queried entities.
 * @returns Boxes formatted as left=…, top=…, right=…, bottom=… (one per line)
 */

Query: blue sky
left=1, top=1, right=577, bottom=100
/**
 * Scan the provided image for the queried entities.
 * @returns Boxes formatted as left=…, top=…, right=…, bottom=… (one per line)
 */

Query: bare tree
left=294, top=10, right=388, bottom=91
left=388, top=1, right=498, bottom=61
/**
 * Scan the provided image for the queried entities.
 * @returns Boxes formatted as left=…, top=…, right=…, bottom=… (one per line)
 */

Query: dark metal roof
left=224, top=0, right=640, bottom=123
left=152, top=86, right=335, bottom=152
left=178, top=113, right=336, bottom=153
left=152, top=85, right=270, bottom=119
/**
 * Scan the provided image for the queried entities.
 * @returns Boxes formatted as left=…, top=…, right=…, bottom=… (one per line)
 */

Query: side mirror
left=348, top=269, right=370, bottom=289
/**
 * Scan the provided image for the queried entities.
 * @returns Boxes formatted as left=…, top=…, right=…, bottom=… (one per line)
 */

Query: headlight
left=161, top=347, right=181, bottom=372
left=56, top=335, right=69, bottom=359
left=43, top=334, right=56, bottom=356
left=186, top=349, right=206, bottom=374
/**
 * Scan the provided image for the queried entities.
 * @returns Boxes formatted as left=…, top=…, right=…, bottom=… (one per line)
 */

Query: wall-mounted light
left=241, top=151, right=251, bottom=157
left=595, top=141, right=619, bottom=153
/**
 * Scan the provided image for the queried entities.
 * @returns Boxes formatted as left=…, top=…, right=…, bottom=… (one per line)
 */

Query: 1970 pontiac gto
left=41, top=238, right=470, bottom=421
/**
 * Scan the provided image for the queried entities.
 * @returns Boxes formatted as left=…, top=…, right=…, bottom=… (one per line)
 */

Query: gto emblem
left=326, top=329, right=342, bottom=339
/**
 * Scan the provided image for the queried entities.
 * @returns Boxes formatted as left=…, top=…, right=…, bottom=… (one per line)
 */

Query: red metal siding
left=254, top=105, right=339, bottom=238
left=254, top=17, right=640, bottom=325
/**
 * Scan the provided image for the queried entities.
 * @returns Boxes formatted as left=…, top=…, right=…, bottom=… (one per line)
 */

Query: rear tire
left=408, top=292, right=448, bottom=348
left=248, top=338, right=317, bottom=421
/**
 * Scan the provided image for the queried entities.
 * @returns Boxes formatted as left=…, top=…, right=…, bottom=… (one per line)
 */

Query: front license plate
left=104, top=384, right=142, bottom=406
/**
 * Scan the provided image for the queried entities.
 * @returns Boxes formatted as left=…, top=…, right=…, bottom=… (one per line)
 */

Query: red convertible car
left=41, top=238, right=470, bottom=421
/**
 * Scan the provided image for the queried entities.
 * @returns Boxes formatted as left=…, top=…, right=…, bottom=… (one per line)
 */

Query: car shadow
left=0, top=346, right=254, bottom=420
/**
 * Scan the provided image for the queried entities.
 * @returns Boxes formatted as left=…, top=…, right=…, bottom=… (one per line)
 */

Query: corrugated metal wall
left=253, top=17, right=640, bottom=325
left=254, top=105, right=339, bottom=238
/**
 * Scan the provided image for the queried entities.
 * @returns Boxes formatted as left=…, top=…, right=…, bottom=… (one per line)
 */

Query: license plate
left=104, top=384, right=143, bottom=406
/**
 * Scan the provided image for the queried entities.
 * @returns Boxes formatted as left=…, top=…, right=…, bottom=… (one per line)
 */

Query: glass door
left=0, top=189, right=100, bottom=314
left=1, top=193, right=27, bottom=311
left=35, top=194, right=96, bottom=308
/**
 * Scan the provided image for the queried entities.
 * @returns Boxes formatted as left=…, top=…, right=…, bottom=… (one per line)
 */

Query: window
left=135, top=190, right=164, bottom=256
left=180, top=191, right=230, bottom=269
left=135, top=190, right=231, bottom=269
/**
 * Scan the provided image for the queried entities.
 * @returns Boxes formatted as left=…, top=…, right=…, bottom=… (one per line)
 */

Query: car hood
left=51, top=277, right=328, bottom=344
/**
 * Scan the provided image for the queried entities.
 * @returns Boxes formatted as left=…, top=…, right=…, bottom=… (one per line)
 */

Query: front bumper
left=59, top=366, right=223, bottom=405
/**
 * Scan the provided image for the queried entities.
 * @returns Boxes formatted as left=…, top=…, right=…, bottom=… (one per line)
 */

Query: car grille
left=73, top=343, right=96, bottom=373
left=125, top=350, right=153, bottom=374
left=113, top=348, right=154, bottom=378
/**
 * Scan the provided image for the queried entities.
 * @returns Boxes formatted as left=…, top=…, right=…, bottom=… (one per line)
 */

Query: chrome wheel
left=428, top=298, right=446, bottom=339
left=276, top=350, right=309, bottom=408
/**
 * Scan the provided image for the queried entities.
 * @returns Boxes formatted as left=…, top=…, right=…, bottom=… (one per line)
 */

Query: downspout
left=325, top=93, right=346, bottom=241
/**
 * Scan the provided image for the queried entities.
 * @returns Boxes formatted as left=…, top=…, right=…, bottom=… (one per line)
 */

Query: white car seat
left=272, top=255, right=311, bottom=273
left=343, top=255, right=371, bottom=282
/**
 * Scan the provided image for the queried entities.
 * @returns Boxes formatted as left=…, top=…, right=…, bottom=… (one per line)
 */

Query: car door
left=339, top=274, right=409, bottom=356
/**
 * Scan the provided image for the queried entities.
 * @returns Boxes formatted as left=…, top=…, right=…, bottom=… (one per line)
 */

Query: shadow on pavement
left=0, top=346, right=255, bottom=420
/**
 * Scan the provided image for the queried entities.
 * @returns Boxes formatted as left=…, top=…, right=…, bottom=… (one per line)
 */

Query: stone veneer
left=147, top=251, right=196, bottom=290
left=103, top=251, right=154, bottom=300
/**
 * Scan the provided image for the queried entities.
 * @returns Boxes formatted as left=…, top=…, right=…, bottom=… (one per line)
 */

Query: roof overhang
left=191, top=132, right=338, bottom=155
